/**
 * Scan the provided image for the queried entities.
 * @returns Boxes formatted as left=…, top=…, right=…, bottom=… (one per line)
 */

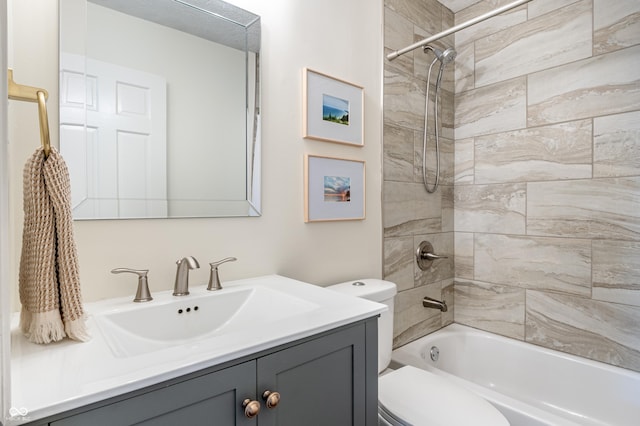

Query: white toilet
left=328, top=279, right=509, bottom=426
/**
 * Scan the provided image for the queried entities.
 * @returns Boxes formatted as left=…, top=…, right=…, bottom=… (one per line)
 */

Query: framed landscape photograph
left=302, top=68, right=364, bottom=146
left=304, top=155, right=365, bottom=222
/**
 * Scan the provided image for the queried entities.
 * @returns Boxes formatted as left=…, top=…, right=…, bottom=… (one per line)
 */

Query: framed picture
left=304, top=155, right=365, bottom=222
left=302, top=68, right=364, bottom=146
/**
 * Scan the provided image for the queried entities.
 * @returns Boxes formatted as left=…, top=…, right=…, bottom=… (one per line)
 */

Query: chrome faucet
left=174, top=256, right=200, bottom=296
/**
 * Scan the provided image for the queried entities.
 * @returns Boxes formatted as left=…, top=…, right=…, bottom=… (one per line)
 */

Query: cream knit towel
left=19, top=146, right=90, bottom=344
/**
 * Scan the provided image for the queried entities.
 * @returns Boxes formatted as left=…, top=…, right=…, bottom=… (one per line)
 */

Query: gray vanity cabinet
left=37, top=319, right=377, bottom=426
left=49, top=361, right=257, bottom=426
left=256, top=321, right=369, bottom=426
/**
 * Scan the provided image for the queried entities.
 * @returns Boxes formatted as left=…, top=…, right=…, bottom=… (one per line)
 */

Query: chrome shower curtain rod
left=386, top=0, right=533, bottom=61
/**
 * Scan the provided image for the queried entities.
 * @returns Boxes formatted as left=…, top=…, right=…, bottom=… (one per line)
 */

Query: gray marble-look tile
left=386, top=0, right=443, bottom=36
left=454, top=41, right=475, bottom=94
left=528, top=45, right=640, bottom=126
left=454, top=183, right=526, bottom=234
left=455, top=0, right=527, bottom=46
left=441, top=185, right=454, bottom=233
left=442, top=279, right=454, bottom=326
left=393, top=281, right=446, bottom=348
left=383, top=181, right=442, bottom=237
left=415, top=232, right=454, bottom=285
left=384, top=123, right=415, bottom=183
left=454, top=232, right=474, bottom=279
left=384, top=7, right=415, bottom=77
left=593, top=240, right=640, bottom=307
left=594, top=0, right=640, bottom=55
left=384, top=6, right=415, bottom=52
left=454, top=279, right=525, bottom=340
left=384, top=236, right=416, bottom=292
left=384, top=67, right=425, bottom=132
left=526, top=290, right=640, bottom=372
left=475, top=0, right=592, bottom=88
left=475, top=119, right=592, bottom=184
left=475, top=234, right=591, bottom=296
left=455, top=77, right=526, bottom=140
left=527, top=177, right=640, bottom=240
left=527, top=0, right=581, bottom=19
left=594, top=111, right=640, bottom=178
left=454, top=137, right=474, bottom=184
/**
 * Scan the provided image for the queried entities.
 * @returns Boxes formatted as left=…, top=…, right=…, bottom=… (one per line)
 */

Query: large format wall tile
left=455, top=0, right=526, bottom=46
left=384, top=68, right=426, bottom=132
left=527, top=177, right=640, bottom=240
left=594, top=111, right=640, bottom=178
left=393, top=280, right=451, bottom=348
left=474, top=234, right=591, bottom=295
left=454, top=137, right=474, bottom=183
left=441, top=185, right=455, bottom=233
left=475, top=120, right=592, bottom=184
left=526, top=291, right=640, bottom=371
left=455, top=77, right=526, bottom=139
left=384, top=236, right=416, bottom=292
left=528, top=45, right=640, bottom=126
left=475, top=0, right=591, bottom=87
left=527, top=0, right=581, bottom=19
left=594, top=0, right=640, bottom=54
left=454, top=279, right=525, bottom=339
left=455, top=183, right=526, bottom=234
left=454, top=41, right=475, bottom=94
left=384, top=123, right=415, bottom=182
left=592, top=240, right=640, bottom=307
left=447, top=0, right=640, bottom=373
left=454, top=232, right=474, bottom=279
left=386, top=0, right=443, bottom=36
left=384, top=181, right=443, bottom=237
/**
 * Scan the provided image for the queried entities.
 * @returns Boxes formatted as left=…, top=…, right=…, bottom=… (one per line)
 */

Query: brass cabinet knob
left=242, top=399, right=261, bottom=418
left=262, top=390, right=281, bottom=409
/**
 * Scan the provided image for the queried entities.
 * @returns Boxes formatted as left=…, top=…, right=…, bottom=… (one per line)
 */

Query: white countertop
left=9, top=275, right=385, bottom=425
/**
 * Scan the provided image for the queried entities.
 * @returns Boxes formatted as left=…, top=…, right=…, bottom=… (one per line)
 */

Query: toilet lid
left=379, top=366, right=509, bottom=426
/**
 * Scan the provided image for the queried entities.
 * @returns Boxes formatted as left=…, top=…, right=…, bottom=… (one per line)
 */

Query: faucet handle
left=208, top=257, right=237, bottom=291
left=111, top=268, right=153, bottom=302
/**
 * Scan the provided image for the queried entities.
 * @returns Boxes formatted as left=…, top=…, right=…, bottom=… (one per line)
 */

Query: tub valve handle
left=416, top=241, right=448, bottom=270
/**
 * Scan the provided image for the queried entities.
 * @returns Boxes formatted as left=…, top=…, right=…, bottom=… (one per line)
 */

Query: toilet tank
left=327, top=279, right=397, bottom=373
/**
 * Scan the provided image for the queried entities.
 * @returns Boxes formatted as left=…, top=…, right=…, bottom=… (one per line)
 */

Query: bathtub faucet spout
left=423, top=296, right=448, bottom=312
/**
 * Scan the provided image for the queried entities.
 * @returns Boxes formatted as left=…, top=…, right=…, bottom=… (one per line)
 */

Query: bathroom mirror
left=59, top=0, right=261, bottom=219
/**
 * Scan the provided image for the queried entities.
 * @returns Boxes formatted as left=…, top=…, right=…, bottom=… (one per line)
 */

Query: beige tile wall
left=384, top=0, right=640, bottom=371
left=453, top=0, right=640, bottom=371
left=383, top=0, right=456, bottom=348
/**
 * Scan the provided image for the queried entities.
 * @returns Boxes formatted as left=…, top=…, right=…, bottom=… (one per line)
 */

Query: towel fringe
left=64, top=316, right=91, bottom=342
left=20, top=309, right=66, bottom=344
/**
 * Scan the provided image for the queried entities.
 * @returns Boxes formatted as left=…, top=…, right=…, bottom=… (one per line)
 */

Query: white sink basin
left=94, top=285, right=319, bottom=357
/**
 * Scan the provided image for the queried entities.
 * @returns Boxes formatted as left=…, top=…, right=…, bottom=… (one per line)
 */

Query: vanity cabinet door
left=256, top=323, right=370, bottom=426
left=49, top=361, right=257, bottom=426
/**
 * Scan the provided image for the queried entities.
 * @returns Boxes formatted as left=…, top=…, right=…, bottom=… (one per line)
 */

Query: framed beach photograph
left=304, top=155, right=365, bottom=222
left=302, top=68, right=364, bottom=146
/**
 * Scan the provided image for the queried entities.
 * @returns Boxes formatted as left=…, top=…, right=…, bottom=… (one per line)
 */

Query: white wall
left=7, top=0, right=383, bottom=309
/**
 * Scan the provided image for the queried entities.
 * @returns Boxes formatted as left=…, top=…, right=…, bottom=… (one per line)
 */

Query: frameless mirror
left=59, top=0, right=261, bottom=219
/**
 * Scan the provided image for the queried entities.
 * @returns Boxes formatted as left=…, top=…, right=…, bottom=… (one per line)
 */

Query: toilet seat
left=378, top=366, right=509, bottom=425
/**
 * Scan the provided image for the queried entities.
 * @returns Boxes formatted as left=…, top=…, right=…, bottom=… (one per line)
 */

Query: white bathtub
left=391, top=324, right=640, bottom=426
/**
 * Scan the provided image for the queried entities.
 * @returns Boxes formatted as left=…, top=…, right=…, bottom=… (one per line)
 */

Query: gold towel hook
left=7, top=68, right=52, bottom=158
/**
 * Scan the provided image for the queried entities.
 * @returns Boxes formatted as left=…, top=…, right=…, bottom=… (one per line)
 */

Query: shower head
left=438, top=48, right=457, bottom=64
left=423, top=45, right=457, bottom=65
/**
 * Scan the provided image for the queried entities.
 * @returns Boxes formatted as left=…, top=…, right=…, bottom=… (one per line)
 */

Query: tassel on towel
left=19, top=146, right=90, bottom=344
